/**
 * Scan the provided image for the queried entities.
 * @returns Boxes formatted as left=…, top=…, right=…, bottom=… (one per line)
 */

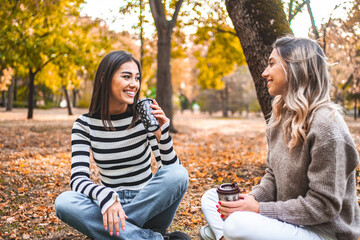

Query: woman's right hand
left=218, top=194, right=259, bottom=220
left=102, top=200, right=128, bottom=237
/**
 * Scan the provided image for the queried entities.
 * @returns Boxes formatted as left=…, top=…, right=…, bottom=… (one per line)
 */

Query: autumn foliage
left=0, top=109, right=359, bottom=239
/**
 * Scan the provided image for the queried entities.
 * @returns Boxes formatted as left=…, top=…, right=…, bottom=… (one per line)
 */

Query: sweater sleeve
left=250, top=166, right=277, bottom=202
left=250, top=134, right=277, bottom=202
left=70, top=117, right=119, bottom=214
left=258, top=139, right=359, bottom=226
left=147, top=121, right=180, bottom=166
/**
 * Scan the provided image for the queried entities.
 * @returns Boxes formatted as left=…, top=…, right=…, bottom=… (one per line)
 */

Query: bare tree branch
left=201, top=26, right=237, bottom=36
left=35, top=53, right=63, bottom=75
left=288, top=0, right=307, bottom=24
left=170, top=0, right=184, bottom=29
left=322, top=2, right=347, bottom=54
left=149, top=0, right=167, bottom=30
left=306, top=0, right=320, bottom=39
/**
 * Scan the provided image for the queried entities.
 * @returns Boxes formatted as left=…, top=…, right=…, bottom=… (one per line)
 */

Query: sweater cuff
left=100, top=191, right=119, bottom=214
left=259, top=202, right=278, bottom=219
left=250, top=186, right=270, bottom=202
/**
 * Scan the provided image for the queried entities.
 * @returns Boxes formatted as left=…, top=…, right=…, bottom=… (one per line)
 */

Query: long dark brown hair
left=89, top=51, right=141, bottom=130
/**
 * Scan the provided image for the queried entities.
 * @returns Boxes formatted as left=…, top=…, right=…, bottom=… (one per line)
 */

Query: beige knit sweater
left=251, top=107, right=360, bottom=240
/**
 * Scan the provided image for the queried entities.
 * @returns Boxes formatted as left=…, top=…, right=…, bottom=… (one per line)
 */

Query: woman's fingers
left=113, top=211, right=120, bottom=236
left=119, top=210, right=127, bottom=231
left=103, top=213, right=108, bottom=231
left=217, top=196, right=260, bottom=215
left=107, top=212, right=114, bottom=236
left=218, top=206, right=235, bottom=216
left=151, top=109, right=165, bottom=116
left=217, top=200, right=242, bottom=217
left=151, top=108, right=169, bottom=126
left=102, top=201, right=128, bottom=236
left=153, top=113, right=168, bottom=122
left=153, top=99, right=159, bottom=106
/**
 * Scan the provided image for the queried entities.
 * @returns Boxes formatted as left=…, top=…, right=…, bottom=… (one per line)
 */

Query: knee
left=223, top=212, right=261, bottom=239
left=201, top=188, right=217, bottom=210
left=223, top=213, right=242, bottom=239
left=54, top=191, right=77, bottom=218
left=164, top=164, right=189, bottom=191
left=223, top=211, right=258, bottom=239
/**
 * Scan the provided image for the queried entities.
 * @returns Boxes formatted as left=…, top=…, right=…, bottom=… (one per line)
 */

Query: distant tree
left=193, top=1, right=246, bottom=117
left=284, top=0, right=345, bottom=53
left=0, top=67, right=14, bottom=109
left=0, top=1, right=116, bottom=116
left=149, top=0, right=184, bottom=132
left=325, top=0, right=360, bottom=116
left=0, top=0, right=87, bottom=118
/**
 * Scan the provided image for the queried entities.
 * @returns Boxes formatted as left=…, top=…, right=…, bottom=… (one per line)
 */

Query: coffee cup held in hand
left=136, top=98, right=160, bottom=132
left=217, top=183, right=240, bottom=201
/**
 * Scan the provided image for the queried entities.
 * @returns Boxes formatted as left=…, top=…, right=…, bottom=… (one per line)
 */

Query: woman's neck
left=109, top=103, right=128, bottom=115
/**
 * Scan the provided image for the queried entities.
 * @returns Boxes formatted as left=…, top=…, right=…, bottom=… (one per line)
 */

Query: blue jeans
left=55, top=164, right=189, bottom=240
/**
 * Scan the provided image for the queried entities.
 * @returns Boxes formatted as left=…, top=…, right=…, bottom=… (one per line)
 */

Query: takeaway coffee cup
left=136, top=98, right=160, bottom=132
left=217, top=183, right=240, bottom=201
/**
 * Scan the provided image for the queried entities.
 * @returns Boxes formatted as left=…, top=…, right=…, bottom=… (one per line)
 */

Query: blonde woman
left=200, top=36, right=360, bottom=240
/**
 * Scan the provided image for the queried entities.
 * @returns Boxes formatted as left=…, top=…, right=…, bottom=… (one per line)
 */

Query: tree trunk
left=149, top=0, right=183, bottom=133
left=13, top=76, right=17, bottom=102
left=140, top=0, right=144, bottom=68
left=221, top=83, right=229, bottom=118
left=27, top=68, right=35, bottom=119
left=6, top=77, right=14, bottom=111
left=63, top=86, right=73, bottom=115
left=72, top=89, right=78, bottom=107
left=225, top=0, right=292, bottom=121
left=354, top=95, right=357, bottom=120
left=1, top=91, right=5, bottom=107
left=156, top=29, right=174, bottom=131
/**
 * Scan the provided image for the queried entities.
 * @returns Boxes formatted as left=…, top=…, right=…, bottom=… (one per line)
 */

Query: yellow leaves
left=191, top=217, right=202, bottom=224
left=195, top=24, right=246, bottom=90
left=253, top=177, right=262, bottom=185
left=36, top=63, right=63, bottom=92
left=195, top=170, right=208, bottom=178
left=180, top=211, right=192, bottom=217
left=18, top=187, right=28, bottom=193
left=0, top=67, right=14, bottom=91
left=189, top=178, right=197, bottom=182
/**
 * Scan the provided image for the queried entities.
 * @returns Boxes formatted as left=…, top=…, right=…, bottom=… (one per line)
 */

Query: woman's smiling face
left=262, top=49, right=288, bottom=96
left=109, top=60, right=140, bottom=113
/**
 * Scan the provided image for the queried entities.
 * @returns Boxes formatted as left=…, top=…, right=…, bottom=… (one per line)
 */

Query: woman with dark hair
left=200, top=36, right=360, bottom=240
left=55, top=51, right=190, bottom=240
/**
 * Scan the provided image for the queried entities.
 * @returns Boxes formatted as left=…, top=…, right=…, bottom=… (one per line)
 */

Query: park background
left=1, top=0, right=360, bottom=239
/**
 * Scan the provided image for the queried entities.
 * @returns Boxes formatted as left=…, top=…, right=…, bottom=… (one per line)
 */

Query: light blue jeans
left=55, top=164, right=189, bottom=240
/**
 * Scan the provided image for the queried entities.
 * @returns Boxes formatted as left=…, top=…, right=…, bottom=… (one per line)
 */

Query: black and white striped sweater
left=70, top=112, right=179, bottom=214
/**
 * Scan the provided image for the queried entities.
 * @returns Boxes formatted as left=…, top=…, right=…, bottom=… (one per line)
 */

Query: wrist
left=248, top=194, right=256, bottom=200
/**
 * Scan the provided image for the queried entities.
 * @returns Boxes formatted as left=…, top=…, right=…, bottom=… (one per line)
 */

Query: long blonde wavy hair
left=268, top=36, right=339, bottom=149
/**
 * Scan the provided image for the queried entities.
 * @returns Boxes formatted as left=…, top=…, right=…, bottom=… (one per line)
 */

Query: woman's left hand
left=151, top=100, right=169, bottom=141
left=217, top=194, right=260, bottom=220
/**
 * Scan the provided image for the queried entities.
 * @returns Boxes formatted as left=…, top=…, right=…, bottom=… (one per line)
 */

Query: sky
left=80, top=0, right=350, bottom=38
